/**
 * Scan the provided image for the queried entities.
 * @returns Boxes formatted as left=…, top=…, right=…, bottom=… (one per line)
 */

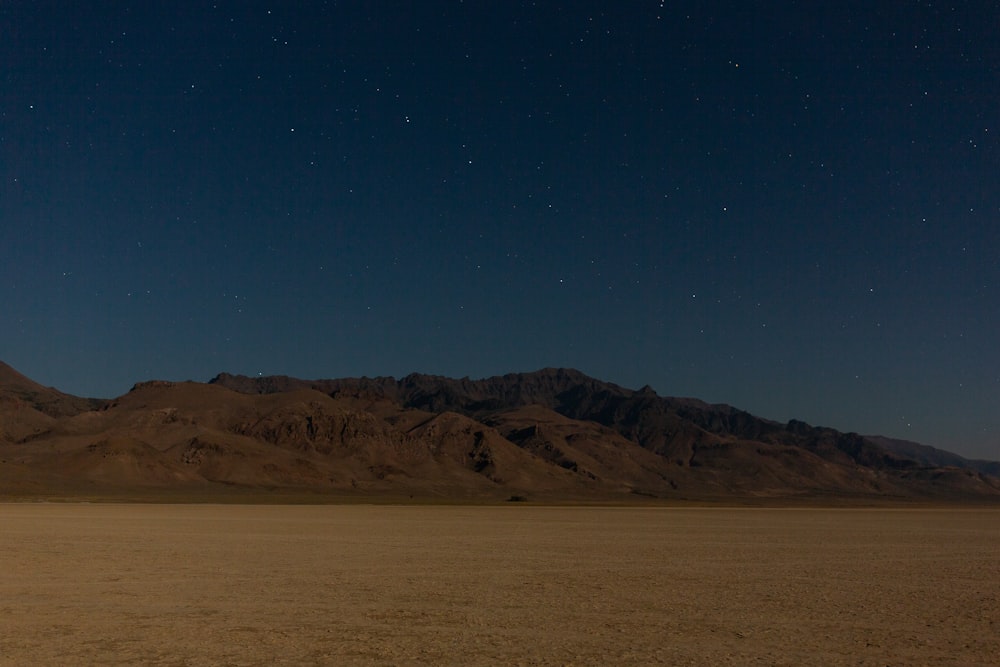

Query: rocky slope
left=2, top=362, right=998, bottom=501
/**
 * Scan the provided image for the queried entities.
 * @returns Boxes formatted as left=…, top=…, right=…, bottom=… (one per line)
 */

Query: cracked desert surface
left=1, top=504, right=997, bottom=665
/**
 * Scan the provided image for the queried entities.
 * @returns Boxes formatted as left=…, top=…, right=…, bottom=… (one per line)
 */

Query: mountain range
left=2, top=360, right=998, bottom=502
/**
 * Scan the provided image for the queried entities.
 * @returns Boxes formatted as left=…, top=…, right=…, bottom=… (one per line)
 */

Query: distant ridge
left=208, top=368, right=926, bottom=474
left=866, top=435, right=1000, bottom=478
left=210, top=367, right=1000, bottom=500
left=2, top=361, right=998, bottom=502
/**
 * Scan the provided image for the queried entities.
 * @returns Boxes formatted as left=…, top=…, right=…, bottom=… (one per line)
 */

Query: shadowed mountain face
left=2, top=363, right=998, bottom=501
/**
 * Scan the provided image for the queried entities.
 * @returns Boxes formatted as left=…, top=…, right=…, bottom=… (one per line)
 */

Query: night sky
left=3, top=2, right=998, bottom=459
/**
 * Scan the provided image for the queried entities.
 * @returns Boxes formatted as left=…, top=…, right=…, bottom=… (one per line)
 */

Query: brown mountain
left=0, top=360, right=105, bottom=418
left=2, top=362, right=998, bottom=502
left=866, top=435, right=1000, bottom=478
left=0, top=361, right=106, bottom=445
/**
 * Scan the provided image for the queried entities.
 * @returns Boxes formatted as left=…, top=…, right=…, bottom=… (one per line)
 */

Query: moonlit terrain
left=2, top=504, right=997, bottom=665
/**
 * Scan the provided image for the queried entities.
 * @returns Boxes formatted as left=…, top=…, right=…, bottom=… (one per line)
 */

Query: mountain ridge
left=2, top=361, right=998, bottom=502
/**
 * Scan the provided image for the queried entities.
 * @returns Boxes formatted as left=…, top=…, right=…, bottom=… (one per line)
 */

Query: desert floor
left=0, top=504, right=997, bottom=666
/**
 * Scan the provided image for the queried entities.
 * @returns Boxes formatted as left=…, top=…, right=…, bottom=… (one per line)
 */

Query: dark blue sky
left=3, top=1, right=998, bottom=459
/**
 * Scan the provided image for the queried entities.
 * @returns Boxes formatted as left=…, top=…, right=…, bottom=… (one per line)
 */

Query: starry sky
left=2, top=1, right=998, bottom=459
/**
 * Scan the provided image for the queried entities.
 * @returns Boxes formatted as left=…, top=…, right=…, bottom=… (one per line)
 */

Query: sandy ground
left=0, top=505, right=997, bottom=666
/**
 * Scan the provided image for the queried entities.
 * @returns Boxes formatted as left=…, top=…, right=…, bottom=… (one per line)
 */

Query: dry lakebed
left=1, top=504, right=997, bottom=666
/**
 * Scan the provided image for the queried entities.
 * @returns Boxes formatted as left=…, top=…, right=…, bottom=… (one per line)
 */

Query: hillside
left=2, top=362, right=998, bottom=502
left=0, top=361, right=105, bottom=418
